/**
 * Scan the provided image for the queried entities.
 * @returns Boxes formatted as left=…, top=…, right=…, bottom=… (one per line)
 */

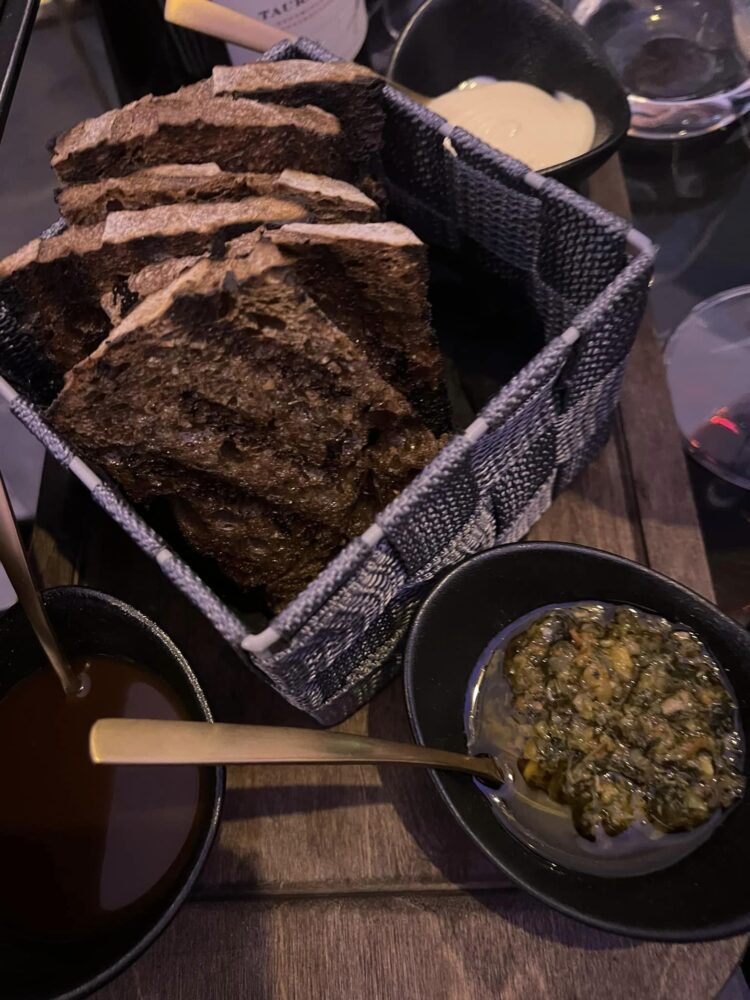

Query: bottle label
left=220, top=0, right=369, bottom=62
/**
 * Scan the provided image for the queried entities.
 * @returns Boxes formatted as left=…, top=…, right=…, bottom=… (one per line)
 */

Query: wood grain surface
left=587, top=159, right=716, bottom=601
left=27, top=158, right=745, bottom=998
left=98, top=894, right=742, bottom=1000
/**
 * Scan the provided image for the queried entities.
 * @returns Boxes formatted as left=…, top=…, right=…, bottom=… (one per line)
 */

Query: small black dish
left=0, top=587, right=223, bottom=999
left=388, top=0, right=630, bottom=187
left=404, top=542, right=750, bottom=941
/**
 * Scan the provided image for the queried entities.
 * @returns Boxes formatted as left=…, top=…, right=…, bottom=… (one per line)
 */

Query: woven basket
left=0, top=39, right=655, bottom=724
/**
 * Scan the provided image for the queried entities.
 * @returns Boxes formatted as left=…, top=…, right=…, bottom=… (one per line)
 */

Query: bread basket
left=0, top=39, right=655, bottom=724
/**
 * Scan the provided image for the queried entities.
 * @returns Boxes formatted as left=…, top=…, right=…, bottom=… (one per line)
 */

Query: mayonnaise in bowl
left=428, top=80, right=596, bottom=171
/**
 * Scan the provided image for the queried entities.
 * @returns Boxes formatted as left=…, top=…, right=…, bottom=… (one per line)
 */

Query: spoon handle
left=0, top=472, right=79, bottom=695
left=90, top=719, right=502, bottom=783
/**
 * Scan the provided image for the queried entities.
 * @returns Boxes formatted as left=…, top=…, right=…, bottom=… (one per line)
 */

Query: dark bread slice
left=171, top=481, right=353, bottom=609
left=127, top=256, right=203, bottom=298
left=103, top=236, right=259, bottom=323
left=48, top=248, right=439, bottom=532
left=262, top=222, right=451, bottom=435
left=225, top=231, right=263, bottom=259
left=224, top=228, right=451, bottom=436
left=211, top=60, right=384, bottom=161
left=103, top=233, right=264, bottom=327
left=175, top=485, right=384, bottom=610
left=0, top=196, right=308, bottom=373
left=51, top=93, right=347, bottom=184
left=57, top=164, right=379, bottom=227
left=100, top=256, right=204, bottom=324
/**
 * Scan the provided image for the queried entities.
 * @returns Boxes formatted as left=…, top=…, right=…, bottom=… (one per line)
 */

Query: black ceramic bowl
left=404, top=542, right=750, bottom=941
left=0, top=587, right=223, bottom=999
left=388, top=0, right=630, bottom=187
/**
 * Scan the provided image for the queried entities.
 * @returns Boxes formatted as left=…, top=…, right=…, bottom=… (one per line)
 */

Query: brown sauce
left=0, top=655, right=208, bottom=940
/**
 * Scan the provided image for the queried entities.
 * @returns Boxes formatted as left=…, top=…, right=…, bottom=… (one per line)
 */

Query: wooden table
left=30, top=160, right=746, bottom=999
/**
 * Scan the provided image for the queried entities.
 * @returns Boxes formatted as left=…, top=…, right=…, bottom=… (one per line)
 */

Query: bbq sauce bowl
left=388, top=0, right=630, bottom=187
left=404, top=543, right=750, bottom=941
left=0, top=587, right=223, bottom=999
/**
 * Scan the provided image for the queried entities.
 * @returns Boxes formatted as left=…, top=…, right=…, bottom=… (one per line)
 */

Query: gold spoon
left=91, top=719, right=571, bottom=818
left=90, top=718, right=504, bottom=783
left=0, top=471, right=81, bottom=695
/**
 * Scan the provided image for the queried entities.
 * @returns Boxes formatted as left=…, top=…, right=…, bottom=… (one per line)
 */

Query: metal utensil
left=90, top=718, right=504, bottom=783
left=0, top=470, right=80, bottom=695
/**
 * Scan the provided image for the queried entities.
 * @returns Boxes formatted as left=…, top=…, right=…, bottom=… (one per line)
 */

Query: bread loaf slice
left=171, top=480, right=354, bottom=609
left=212, top=60, right=384, bottom=161
left=89, top=172, right=380, bottom=325
left=102, top=233, right=264, bottom=328
left=48, top=248, right=439, bottom=532
left=100, top=256, right=204, bottom=324
left=103, top=221, right=454, bottom=429
left=57, top=164, right=379, bottom=227
left=261, top=222, right=451, bottom=434
left=51, top=92, right=348, bottom=184
left=0, top=196, right=308, bottom=372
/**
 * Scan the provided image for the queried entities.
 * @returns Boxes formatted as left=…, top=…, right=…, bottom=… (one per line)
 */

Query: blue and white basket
left=0, top=39, right=655, bottom=724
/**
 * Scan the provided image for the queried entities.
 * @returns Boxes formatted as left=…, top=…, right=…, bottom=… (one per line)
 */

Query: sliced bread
left=0, top=196, right=308, bottom=372
left=101, top=220, right=452, bottom=436
left=57, top=164, right=380, bottom=227
left=47, top=248, right=439, bottom=530
left=171, top=480, right=353, bottom=609
left=51, top=92, right=348, bottom=184
left=100, top=256, right=204, bottom=324
left=264, top=222, right=451, bottom=434
left=211, top=60, right=384, bottom=161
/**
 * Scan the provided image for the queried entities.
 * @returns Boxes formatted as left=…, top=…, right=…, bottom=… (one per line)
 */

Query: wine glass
left=665, top=287, right=750, bottom=491
left=565, top=0, right=750, bottom=138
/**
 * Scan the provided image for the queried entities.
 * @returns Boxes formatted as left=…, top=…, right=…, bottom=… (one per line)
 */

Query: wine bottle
left=219, top=0, right=369, bottom=62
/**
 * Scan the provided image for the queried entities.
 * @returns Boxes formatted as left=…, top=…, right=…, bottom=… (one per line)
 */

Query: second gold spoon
left=90, top=718, right=504, bottom=784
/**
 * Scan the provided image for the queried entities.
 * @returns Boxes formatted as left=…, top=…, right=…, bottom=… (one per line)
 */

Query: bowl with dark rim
left=388, top=0, right=630, bottom=188
left=403, top=542, right=750, bottom=941
left=0, top=587, right=223, bottom=999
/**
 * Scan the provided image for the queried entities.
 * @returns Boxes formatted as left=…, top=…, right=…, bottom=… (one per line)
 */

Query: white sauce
left=428, top=80, right=596, bottom=171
